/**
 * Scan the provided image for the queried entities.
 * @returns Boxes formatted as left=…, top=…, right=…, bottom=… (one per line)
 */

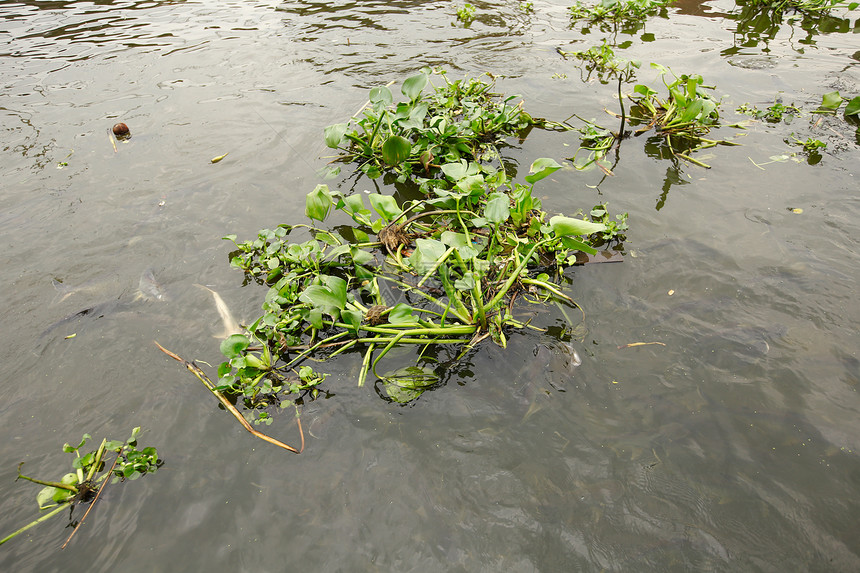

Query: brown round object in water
left=112, top=123, right=130, bottom=137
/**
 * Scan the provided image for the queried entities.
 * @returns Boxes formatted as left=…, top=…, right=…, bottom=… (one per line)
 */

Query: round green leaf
left=401, top=73, right=428, bottom=102
left=220, top=334, right=251, bottom=358
left=381, top=135, right=412, bottom=165
left=324, top=123, right=349, bottom=149
left=370, top=86, right=393, bottom=108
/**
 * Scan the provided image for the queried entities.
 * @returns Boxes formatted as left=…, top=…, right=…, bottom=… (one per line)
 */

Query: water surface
left=1, top=0, right=859, bottom=570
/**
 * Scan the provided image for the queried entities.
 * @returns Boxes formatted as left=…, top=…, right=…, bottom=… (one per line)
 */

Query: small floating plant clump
left=221, top=157, right=613, bottom=406
left=740, top=0, right=858, bottom=14
left=569, top=0, right=675, bottom=26
left=324, top=68, right=537, bottom=183
left=1, top=428, right=161, bottom=547
left=626, top=65, right=742, bottom=168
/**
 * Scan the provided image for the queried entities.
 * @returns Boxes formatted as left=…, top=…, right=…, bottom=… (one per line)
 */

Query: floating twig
left=617, top=341, right=666, bottom=349
left=61, top=454, right=119, bottom=549
left=154, top=341, right=304, bottom=454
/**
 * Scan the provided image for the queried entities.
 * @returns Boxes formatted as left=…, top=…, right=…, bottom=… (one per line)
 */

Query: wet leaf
left=220, top=334, right=250, bottom=358
left=381, top=366, right=438, bottom=403
left=370, top=86, right=393, bottom=108
left=820, top=91, right=842, bottom=110
left=387, top=303, right=417, bottom=324
left=210, top=153, right=229, bottom=163
left=524, top=157, right=562, bottom=184
left=401, top=72, right=428, bottom=102
left=485, top=193, right=510, bottom=224
left=845, top=96, right=860, bottom=117
left=550, top=215, right=606, bottom=237
left=368, top=194, right=403, bottom=222
left=341, top=309, right=362, bottom=333
left=305, top=184, right=333, bottom=222
left=324, top=123, right=349, bottom=148
left=381, top=135, right=412, bottom=165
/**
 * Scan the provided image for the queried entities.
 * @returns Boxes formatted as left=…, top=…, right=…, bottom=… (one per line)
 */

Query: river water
left=1, top=0, right=859, bottom=570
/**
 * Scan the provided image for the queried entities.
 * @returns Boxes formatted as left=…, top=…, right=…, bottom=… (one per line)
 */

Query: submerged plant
left=324, top=68, right=536, bottom=182
left=1, top=428, right=161, bottom=547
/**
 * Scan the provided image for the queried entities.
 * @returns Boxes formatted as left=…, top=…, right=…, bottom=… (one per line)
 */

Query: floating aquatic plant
left=324, top=68, right=536, bottom=182
left=222, top=157, right=610, bottom=405
left=1, top=428, right=161, bottom=547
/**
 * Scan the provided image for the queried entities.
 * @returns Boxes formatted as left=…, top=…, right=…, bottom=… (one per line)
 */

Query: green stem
left=329, top=322, right=475, bottom=337
left=284, top=330, right=352, bottom=368
left=16, top=474, right=78, bottom=494
left=520, top=278, right=574, bottom=303
left=417, top=247, right=455, bottom=288
left=675, top=152, right=711, bottom=169
left=358, top=343, right=375, bottom=387
left=0, top=503, right=72, bottom=546
left=483, top=240, right=546, bottom=312
left=376, top=276, right=473, bottom=324
left=371, top=331, right=406, bottom=377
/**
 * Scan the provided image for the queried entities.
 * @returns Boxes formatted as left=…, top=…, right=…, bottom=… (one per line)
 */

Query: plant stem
left=0, top=503, right=71, bottom=546
left=483, top=240, right=546, bottom=311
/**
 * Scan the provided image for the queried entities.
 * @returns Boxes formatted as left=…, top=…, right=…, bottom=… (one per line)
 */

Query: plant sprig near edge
left=323, top=67, right=537, bottom=183
left=220, top=157, right=614, bottom=405
left=626, top=64, right=743, bottom=168
left=1, top=428, right=161, bottom=547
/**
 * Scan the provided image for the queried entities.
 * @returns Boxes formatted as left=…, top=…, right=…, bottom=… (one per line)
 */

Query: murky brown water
left=1, top=0, right=859, bottom=570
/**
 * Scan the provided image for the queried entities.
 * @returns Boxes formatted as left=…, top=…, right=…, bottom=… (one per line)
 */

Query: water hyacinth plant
left=569, top=0, right=676, bottom=29
left=1, top=428, right=161, bottom=547
left=222, top=157, right=612, bottom=403
left=627, top=64, right=741, bottom=167
left=324, top=68, right=536, bottom=182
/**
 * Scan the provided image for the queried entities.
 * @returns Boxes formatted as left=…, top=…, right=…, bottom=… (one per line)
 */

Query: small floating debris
left=210, top=152, right=229, bottom=164
left=112, top=123, right=131, bottom=140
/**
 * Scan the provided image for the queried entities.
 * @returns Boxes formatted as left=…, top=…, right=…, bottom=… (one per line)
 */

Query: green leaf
left=401, top=72, right=428, bottom=102
left=561, top=236, right=598, bottom=256
left=300, top=286, right=343, bottom=319
left=441, top=160, right=469, bottom=181
left=305, top=184, right=333, bottom=222
left=455, top=174, right=485, bottom=194
left=820, top=91, right=842, bottom=111
left=381, top=366, right=438, bottom=403
left=341, top=309, right=362, bottom=333
left=350, top=246, right=374, bottom=266
left=440, top=230, right=478, bottom=259
left=368, top=194, right=403, bottom=222
left=370, top=86, right=393, bottom=108
left=307, top=307, right=323, bottom=330
left=324, top=123, right=349, bottom=148
left=409, top=238, right=448, bottom=273
left=387, top=303, right=417, bottom=324
left=381, top=135, right=412, bottom=165
left=845, top=96, right=860, bottom=117
left=550, top=215, right=606, bottom=237
left=484, top=193, right=510, bottom=224
left=524, top=157, right=562, bottom=184
left=220, top=334, right=251, bottom=358
left=320, top=275, right=347, bottom=308
left=342, top=194, right=367, bottom=217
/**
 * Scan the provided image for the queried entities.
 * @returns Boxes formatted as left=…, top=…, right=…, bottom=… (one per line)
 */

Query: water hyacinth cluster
left=223, top=156, right=609, bottom=404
